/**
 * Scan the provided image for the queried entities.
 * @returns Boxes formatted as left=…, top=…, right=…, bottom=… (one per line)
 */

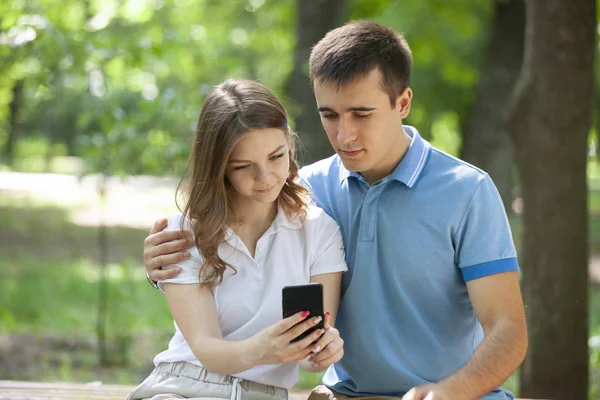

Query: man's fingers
left=146, top=252, right=189, bottom=274
left=150, top=218, right=168, bottom=235
left=402, top=388, right=418, bottom=400
left=148, top=266, right=182, bottom=282
left=144, top=229, right=190, bottom=248
left=152, top=239, right=192, bottom=259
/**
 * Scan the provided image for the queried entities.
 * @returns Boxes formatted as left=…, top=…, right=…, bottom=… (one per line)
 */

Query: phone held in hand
left=282, top=283, right=325, bottom=343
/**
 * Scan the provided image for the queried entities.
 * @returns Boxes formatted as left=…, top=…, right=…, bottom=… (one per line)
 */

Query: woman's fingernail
left=313, top=316, right=322, bottom=324
left=312, top=363, right=319, bottom=368
left=325, top=312, right=330, bottom=316
left=313, top=345, right=321, bottom=353
left=301, top=311, right=310, bottom=318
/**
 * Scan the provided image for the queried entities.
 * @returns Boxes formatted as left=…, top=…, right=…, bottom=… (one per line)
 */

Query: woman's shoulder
left=303, top=203, right=339, bottom=232
left=166, top=213, right=193, bottom=231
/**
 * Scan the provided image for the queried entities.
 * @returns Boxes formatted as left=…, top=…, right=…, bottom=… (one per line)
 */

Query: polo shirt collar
left=273, top=202, right=303, bottom=230
left=224, top=202, right=303, bottom=246
left=339, top=125, right=431, bottom=188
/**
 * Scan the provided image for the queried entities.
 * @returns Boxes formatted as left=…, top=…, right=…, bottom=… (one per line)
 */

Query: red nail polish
left=325, top=312, right=330, bottom=316
left=301, top=311, right=310, bottom=318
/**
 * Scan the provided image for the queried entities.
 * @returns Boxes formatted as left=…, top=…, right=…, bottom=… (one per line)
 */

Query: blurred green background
left=0, top=0, right=599, bottom=398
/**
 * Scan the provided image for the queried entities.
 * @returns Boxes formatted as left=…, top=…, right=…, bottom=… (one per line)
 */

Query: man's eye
left=233, top=165, right=250, bottom=170
left=355, top=114, right=370, bottom=119
left=322, top=114, right=337, bottom=119
left=270, top=153, right=285, bottom=161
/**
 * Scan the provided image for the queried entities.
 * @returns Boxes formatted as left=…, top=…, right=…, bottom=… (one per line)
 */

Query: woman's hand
left=247, top=311, right=325, bottom=365
left=307, top=311, right=344, bottom=369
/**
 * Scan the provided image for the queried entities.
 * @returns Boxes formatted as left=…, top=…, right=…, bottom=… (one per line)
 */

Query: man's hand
left=144, top=218, right=193, bottom=282
left=402, top=384, right=453, bottom=400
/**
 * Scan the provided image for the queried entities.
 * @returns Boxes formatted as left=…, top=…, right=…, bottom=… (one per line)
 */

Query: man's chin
left=339, top=157, right=366, bottom=173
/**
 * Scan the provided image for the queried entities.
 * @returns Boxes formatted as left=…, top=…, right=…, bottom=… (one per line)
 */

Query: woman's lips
left=255, top=185, right=275, bottom=193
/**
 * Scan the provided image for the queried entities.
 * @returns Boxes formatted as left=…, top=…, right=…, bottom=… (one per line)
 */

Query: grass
left=0, top=173, right=599, bottom=397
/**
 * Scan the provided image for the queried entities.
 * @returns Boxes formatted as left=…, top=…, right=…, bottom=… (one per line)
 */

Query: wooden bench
left=0, top=381, right=540, bottom=399
left=0, top=380, right=309, bottom=399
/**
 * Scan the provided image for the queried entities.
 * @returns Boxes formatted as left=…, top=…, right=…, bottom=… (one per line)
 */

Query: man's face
left=314, top=68, right=412, bottom=183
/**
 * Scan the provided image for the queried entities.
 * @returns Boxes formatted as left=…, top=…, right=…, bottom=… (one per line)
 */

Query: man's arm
left=144, top=218, right=192, bottom=282
left=404, top=270, right=528, bottom=400
left=442, top=270, right=527, bottom=398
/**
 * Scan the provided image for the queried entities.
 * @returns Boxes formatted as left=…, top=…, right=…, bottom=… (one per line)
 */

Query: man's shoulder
left=426, top=146, right=488, bottom=189
left=299, top=154, right=342, bottom=184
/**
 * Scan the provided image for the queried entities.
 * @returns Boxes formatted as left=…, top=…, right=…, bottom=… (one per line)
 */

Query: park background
left=0, top=0, right=599, bottom=398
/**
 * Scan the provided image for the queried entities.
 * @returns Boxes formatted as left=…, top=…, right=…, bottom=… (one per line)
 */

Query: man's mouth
left=340, top=149, right=363, bottom=157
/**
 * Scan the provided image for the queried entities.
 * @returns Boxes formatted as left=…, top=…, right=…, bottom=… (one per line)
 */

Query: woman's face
left=225, top=127, right=290, bottom=206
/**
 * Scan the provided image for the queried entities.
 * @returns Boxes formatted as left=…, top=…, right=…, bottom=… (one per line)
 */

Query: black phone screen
left=282, top=283, right=325, bottom=343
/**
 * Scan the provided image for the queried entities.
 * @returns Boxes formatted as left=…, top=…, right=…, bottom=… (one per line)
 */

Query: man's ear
left=396, top=87, right=413, bottom=119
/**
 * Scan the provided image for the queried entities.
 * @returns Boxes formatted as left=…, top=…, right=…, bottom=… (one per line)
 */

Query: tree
left=4, top=80, right=23, bottom=166
left=461, top=0, right=524, bottom=213
left=508, top=0, right=596, bottom=397
left=285, top=0, right=348, bottom=164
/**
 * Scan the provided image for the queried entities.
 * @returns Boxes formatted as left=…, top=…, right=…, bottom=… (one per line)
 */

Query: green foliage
left=0, top=0, right=503, bottom=175
left=1, top=0, right=296, bottom=176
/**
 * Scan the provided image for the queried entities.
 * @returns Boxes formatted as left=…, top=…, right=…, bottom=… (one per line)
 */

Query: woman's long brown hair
left=176, top=79, right=308, bottom=288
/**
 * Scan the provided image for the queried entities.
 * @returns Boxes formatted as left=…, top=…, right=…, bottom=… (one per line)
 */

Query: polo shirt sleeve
left=157, top=214, right=205, bottom=292
left=309, top=209, right=348, bottom=277
left=454, top=174, right=519, bottom=282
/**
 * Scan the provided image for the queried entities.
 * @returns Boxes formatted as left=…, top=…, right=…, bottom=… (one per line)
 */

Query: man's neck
left=361, top=127, right=412, bottom=184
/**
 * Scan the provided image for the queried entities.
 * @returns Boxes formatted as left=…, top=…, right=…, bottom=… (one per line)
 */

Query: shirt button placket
left=358, top=181, right=384, bottom=242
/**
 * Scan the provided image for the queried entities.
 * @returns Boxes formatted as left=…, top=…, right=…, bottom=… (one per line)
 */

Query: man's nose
left=337, top=118, right=356, bottom=145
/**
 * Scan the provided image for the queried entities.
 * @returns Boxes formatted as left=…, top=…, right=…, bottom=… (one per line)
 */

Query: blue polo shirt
left=299, top=126, right=518, bottom=399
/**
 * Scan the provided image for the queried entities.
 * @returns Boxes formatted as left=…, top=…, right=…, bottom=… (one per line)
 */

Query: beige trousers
left=126, top=362, right=288, bottom=400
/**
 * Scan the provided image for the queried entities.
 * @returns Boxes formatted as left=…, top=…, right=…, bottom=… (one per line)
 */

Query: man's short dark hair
left=309, top=20, right=412, bottom=106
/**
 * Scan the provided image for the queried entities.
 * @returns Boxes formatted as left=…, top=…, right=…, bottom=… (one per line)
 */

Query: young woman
left=127, top=79, right=347, bottom=400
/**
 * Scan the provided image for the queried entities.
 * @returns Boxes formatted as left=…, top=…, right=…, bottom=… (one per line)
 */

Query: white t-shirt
left=153, top=204, right=348, bottom=389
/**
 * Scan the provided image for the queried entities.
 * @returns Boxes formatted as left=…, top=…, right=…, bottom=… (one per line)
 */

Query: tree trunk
left=461, top=0, right=524, bottom=214
left=507, top=0, right=595, bottom=398
left=596, top=40, right=600, bottom=162
left=285, top=0, right=348, bottom=165
left=96, top=175, right=109, bottom=366
left=5, top=80, right=24, bottom=166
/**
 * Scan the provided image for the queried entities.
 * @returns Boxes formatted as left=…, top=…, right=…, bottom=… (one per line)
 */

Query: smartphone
left=282, top=283, right=325, bottom=343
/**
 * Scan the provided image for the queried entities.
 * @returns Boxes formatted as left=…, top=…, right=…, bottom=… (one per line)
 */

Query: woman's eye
left=233, top=164, right=250, bottom=170
left=270, top=153, right=285, bottom=161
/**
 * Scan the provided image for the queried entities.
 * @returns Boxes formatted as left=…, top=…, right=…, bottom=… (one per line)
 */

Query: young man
left=143, top=21, right=527, bottom=400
